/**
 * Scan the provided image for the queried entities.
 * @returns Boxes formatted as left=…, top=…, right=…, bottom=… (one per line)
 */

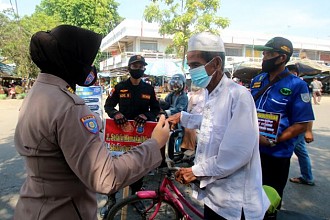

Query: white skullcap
left=187, top=32, right=225, bottom=52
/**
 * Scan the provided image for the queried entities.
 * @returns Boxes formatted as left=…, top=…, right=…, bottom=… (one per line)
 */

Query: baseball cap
left=128, top=55, right=148, bottom=66
left=254, top=37, right=293, bottom=56
left=286, top=64, right=299, bottom=74
left=187, top=32, right=225, bottom=52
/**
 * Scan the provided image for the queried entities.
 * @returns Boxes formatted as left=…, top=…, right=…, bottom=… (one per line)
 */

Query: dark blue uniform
left=105, top=79, right=160, bottom=121
left=250, top=69, right=314, bottom=158
left=251, top=69, right=315, bottom=207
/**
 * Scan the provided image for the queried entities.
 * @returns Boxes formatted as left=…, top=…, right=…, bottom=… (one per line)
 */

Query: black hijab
left=29, top=25, right=102, bottom=90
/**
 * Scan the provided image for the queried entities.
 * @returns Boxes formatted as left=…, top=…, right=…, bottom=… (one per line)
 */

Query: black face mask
left=129, top=68, right=145, bottom=79
left=77, top=65, right=97, bottom=87
left=262, top=55, right=284, bottom=73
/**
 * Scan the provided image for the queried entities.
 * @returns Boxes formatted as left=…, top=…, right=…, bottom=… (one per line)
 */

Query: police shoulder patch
left=301, top=93, right=311, bottom=103
left=109, top=88, right=115, bottom=97
left=80, top=115, right=99, bottom=134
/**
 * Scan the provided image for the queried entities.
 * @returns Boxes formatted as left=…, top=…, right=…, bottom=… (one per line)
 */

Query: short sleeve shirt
left=250, top=70, right=314, bottom=158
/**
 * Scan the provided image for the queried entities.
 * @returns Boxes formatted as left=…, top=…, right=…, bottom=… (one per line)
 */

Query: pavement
left=0, top=95, right=330, bottom=220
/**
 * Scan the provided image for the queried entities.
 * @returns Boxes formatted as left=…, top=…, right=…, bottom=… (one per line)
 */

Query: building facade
left=100, top=19, right=330, bottom=76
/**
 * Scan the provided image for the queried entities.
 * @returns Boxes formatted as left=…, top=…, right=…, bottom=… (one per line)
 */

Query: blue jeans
left=293, top=133, right=314, bottom=182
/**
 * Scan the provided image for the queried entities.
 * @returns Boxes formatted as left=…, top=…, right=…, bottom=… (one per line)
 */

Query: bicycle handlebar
left=164, top=129, right=205, bottom=190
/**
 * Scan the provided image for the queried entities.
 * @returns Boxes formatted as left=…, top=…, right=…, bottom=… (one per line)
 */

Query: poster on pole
left=76, top=86, right=103, bottom=119
left=104, top=119, right=157, bottom=156
left=257, top=110, right=281, bottom=141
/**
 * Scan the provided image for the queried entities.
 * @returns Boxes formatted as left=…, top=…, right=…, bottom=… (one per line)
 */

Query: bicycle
left=105, top=129, right=204, bottom=220
left=167, top=126, right=195, bottom=167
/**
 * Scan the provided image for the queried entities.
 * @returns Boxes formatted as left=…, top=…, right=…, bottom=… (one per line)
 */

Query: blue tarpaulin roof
left=0, top=62, right=15, bottom=76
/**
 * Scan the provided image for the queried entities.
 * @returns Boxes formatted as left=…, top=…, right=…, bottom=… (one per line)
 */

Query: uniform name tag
left=141, top=94, right=151, bottom=100
left=120, top=93, right=131, bottom=98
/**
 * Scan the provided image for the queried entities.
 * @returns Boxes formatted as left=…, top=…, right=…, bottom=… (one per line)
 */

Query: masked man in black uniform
left=102, top=55, right=160, bottom=217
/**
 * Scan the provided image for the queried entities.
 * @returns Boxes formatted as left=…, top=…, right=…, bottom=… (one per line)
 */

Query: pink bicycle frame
left=136, top=176, right=204, bottom=220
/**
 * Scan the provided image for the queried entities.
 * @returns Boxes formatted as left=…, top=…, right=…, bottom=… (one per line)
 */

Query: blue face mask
left=189, top=65, right=212, bottom=88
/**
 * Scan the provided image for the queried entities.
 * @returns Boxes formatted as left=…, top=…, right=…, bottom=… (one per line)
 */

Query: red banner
left=104, top=119, right=157, bottom=155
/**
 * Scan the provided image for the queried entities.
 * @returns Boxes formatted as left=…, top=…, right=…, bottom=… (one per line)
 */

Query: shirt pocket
left=270, top=98, right=288, bottom=105
left=268, top=95, right=289, bottom=112
left=119, top=93, right=131, bottom=106
left=209, top=125, right=226, bottom=155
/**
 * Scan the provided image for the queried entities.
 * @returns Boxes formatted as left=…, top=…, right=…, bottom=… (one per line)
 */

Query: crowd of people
left=12, top=24, right=320, bottom=220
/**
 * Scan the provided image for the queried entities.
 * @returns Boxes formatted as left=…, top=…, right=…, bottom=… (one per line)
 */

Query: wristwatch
left=268, top=139, right=277, bottom=147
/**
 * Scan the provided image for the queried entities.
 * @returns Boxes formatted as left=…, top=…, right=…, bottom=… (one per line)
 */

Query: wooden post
left=120, top=186, right=130, bottom=220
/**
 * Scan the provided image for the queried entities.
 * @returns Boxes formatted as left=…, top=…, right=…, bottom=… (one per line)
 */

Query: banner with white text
left=257, top=110, right=281, bottom=141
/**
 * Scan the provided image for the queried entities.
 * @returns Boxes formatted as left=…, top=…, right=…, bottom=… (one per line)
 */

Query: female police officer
left=14, top=25, right=169, bottom=220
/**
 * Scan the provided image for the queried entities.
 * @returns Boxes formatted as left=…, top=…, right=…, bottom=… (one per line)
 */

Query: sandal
left=289, top=177, right=315, bottom=186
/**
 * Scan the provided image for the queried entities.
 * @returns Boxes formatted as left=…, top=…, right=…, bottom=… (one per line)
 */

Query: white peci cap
left=187, top=32, right=225, bottom=52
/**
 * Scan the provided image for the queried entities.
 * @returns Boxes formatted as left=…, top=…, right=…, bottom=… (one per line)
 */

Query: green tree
left=1, top=0, right=122, bottom=80
left=144, top=0, right=230, bottom=66
left=36, top=0, right=123, bottom=70
left=36, top=0, right=122, bottom=36
left=0, top=10, right=60, bottom=79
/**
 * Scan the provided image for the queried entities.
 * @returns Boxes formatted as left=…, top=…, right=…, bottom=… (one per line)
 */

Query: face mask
left=189, top=65, right=212, bottom=88
left=262, top=55, right=283, bottom=73
left=129, top=68, right=145, bottom=79
left=77, top=65, right=97, bottom=87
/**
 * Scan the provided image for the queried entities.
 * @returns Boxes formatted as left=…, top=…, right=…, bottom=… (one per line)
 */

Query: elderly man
left=169, top=32, right=270, bottom=220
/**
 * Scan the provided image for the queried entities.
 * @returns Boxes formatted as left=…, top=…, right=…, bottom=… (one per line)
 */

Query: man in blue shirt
left=250, top=37, right=314, bottom=215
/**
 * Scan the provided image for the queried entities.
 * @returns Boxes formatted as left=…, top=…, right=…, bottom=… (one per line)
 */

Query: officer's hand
left=151, top=115, right=170, bottom=148
left=156, top=110, right=168, bottom=121
left=113, top=112, right=128, bottom=125
left=134, top=114, right=147, bottom=127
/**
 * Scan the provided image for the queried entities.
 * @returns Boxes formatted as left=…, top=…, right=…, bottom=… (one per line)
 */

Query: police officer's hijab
left=29, top=25, right=102, bottom=91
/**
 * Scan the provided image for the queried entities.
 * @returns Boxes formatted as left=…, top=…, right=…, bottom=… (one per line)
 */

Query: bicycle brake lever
left=165, top=158, right=179, bottom=171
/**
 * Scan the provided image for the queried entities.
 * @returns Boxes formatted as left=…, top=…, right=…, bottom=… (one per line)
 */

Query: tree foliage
left=144, top=0, right=230, bottom=63
left=0, top=10, right=60, bottom=79
left=0, top=0, right=122, bottom=79
left=36, top=0, right=122, bottom=36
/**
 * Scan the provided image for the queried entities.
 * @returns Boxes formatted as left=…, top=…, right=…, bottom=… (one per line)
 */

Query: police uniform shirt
left=14, top=73, right=162, bottom=220
left=105, top=78, right=160, bottom=120
left=250, top=69, right=315, bottom=158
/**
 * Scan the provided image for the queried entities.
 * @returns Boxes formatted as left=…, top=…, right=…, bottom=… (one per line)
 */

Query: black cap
left=254, top=37, right=293, bottom=57
left=128, top=55, right=148, bottom=66
left=286, top=64, right=299, bottom=74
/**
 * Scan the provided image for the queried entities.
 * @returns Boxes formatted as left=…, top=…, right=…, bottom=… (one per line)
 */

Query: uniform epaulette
left=61, top=85, right=85, bottom=105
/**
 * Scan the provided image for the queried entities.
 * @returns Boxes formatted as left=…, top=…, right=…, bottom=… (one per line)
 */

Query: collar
left=206, top=74, right=228, bottom=99
left=36, top=73, right=74, bottom=92
left=266, top=68, right=290, bottom=81
left=126, top=78, right=143, bottom=86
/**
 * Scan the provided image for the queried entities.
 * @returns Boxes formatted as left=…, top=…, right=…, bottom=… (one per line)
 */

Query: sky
left=1, top=0, right=330, bottom=40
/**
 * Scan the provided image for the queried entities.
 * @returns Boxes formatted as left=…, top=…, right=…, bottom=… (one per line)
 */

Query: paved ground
left=0, top=95, right=329, bottom=219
